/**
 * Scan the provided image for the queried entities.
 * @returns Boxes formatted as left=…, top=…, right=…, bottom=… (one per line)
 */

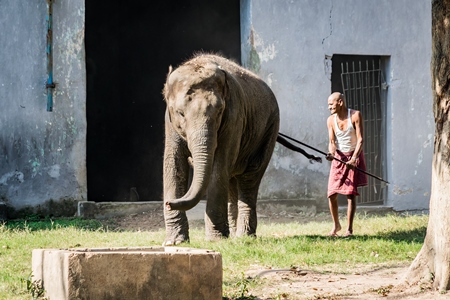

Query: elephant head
left=163, top=61, right=228, bottom=211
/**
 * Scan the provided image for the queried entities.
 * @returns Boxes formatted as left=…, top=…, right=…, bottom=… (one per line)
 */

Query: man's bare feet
left=327, top=224, right=341, bottom=236
left=343, top=230, right=353, bottom=237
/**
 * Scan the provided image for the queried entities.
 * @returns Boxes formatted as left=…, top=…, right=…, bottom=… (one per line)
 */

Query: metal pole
left=46, top=0, right=55, bottom=112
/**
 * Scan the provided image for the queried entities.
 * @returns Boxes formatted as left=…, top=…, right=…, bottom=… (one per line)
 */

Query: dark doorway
left=332, top=55, right=388, bottom=205
left=86, top=1, right=241, bottom=202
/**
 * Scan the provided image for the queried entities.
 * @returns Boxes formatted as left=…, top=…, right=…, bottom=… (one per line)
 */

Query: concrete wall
left=242, top=0, right=433, bottom=211
left=0, top=1, right=86, bottom=216
left=0, top=0, right=432, bottom=216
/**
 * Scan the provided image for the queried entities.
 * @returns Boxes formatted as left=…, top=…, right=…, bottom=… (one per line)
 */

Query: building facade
left=0, top=0, right=432, bottom=216
left=243, top=0, right=433, bottom=211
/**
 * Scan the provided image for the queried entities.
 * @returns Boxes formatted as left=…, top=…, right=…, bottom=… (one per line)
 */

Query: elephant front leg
left=205, top=182, right=230, bottom=241
left=228, top=177, right=238, bottom=237
left=163, top=170, right=190, bottom=245
left=162, top=126, right=191, bottom=246
left=235, top=181, right=259, bottom=237
left=163, top=208, right=190, bottom=246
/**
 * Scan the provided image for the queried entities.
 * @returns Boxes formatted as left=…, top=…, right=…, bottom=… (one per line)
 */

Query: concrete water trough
left=32, top=246, right=222, bottom=300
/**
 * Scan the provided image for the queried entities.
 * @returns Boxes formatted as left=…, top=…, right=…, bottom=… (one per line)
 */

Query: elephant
left=162, top=53, right=320, bottom=245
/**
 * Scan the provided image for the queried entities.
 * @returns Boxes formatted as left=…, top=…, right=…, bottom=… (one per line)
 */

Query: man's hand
left=326, top=153, right=334, bottom=161
left=346, top=157, right=357, bottom=169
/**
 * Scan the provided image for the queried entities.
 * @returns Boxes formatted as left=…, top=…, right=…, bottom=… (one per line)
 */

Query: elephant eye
left=177, top=110, right=185, bottom=118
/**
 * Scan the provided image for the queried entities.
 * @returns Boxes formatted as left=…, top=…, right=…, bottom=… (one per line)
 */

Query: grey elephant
left=162, top=54, right=319, bottom=245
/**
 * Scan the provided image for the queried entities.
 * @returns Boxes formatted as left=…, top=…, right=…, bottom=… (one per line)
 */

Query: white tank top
left=334, top=109, right=357, bottom=152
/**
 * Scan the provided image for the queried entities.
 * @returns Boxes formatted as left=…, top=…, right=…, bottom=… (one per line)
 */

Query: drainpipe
left=45, top=0, right=55, bottom=112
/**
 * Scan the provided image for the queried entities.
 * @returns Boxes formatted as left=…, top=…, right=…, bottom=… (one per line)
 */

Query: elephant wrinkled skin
left=162, top=54, right=280, bottom=245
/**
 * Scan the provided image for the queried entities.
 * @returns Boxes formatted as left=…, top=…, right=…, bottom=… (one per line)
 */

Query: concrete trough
left=32, top=246, right=222, bottom=300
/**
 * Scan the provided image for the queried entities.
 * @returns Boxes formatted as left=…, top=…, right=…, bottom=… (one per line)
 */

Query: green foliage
left=224, top=272, right=257, bottom=300
left=0, top=213, right=428, bottom=300
left=5, top=217, right=104, bottom=231
left=20, top=273, right=47, bottom=300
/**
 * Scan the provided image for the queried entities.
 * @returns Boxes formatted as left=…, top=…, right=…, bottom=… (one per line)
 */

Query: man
left=326, top=92, right=368, bottom=237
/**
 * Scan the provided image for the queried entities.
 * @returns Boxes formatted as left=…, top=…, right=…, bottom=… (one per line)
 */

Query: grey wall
left=0, top=1, right=86, bottom=216
left=0, top=0, right=433, bottom=215
left=242, top=0, right=433, bottom=211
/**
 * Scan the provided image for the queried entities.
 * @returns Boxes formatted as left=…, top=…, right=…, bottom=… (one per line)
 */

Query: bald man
left=326, top=92, right=368, bottom=237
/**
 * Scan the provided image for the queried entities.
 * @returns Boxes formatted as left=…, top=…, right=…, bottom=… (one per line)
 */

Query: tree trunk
left=404, top=0, right=450, bottom=292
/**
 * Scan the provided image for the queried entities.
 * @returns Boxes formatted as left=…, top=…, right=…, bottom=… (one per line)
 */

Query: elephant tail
left=276, top=135, right=322, bottom=163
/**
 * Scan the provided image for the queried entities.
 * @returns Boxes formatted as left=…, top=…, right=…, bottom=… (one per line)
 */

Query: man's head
left=327, top=92, right=346, bottom=115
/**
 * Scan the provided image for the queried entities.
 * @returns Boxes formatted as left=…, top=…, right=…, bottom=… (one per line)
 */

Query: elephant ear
left=168, top=106, right=173, bottom=123
left=218, top=68, right=229, bottom=100
left=162, top=65, right=173, bottom=102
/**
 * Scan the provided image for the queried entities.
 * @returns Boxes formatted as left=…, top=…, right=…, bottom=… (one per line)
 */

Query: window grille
left=341, top=59, right=387, bottom=204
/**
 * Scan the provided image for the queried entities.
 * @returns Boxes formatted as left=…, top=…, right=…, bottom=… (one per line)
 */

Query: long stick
left=278, top=132, right=389, bottom=184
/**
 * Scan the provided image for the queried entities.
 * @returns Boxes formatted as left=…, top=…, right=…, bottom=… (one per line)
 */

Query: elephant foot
left=235, top=222, right=257, bottom=237
left=205, top=234, right=228, bottom=242
left=163, top=238, right=189, bottom=246
left=163, top=232, right=189, bottom=246
left=205, top=228, right=229, bottom=241
left=235, top=231, right=257, bottom=238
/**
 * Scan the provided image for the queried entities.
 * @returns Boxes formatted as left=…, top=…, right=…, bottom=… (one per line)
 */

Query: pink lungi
left=327, top=150, right=368, bottom=197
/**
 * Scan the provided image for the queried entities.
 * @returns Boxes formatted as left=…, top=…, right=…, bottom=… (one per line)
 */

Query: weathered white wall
left=242, top=0, right=433, bottom=211
left=0, top=1, right=86, bottom=215
left=0, top=0, right=432, bottom=215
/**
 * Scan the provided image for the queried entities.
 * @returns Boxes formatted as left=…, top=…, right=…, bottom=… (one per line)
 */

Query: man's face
left=327, top=97, right=341, bottom=115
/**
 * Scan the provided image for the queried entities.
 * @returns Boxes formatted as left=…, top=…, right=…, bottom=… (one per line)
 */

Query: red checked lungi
left=327, top=150, right=368, bottom=197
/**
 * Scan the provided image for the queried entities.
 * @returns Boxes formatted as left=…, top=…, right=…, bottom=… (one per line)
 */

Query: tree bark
left=404, top=0, right=450, bottom=292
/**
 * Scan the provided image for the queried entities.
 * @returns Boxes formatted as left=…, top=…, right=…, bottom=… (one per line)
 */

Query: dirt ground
left=104, top=206, right=447, bottom=300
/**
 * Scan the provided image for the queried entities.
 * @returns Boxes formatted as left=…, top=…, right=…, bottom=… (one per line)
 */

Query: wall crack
left=321, top=1, right=333, bottom=46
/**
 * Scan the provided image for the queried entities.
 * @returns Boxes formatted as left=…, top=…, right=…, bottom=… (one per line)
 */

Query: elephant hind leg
left=234, top=128, right=278, bottom=237
left=235, top=198, right=258, bottom=237
left=235, top=179, right=260, bottom=237
left=205, top=180, right=230, bottom=241
left=228, top=177, right=239, bottom=237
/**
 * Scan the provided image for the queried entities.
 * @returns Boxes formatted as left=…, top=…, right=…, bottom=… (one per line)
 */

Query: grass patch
left=0, top=213, right=427, bottom=299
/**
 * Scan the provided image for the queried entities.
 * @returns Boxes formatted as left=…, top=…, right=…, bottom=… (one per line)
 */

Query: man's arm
left=347, top=110, right=364, bottom=168
left=326, top=116, right=337, bottom=161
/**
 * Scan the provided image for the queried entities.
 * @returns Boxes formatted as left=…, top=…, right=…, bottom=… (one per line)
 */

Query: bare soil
left=104, top=207, right=447, bottom=300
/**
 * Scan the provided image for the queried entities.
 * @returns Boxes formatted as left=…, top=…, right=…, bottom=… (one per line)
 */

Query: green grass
left=0, top=212, right=428, bottom=299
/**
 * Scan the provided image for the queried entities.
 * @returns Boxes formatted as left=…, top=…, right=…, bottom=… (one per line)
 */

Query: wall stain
left=248, top=27, right=261, bottom=73
left=393, top=185, right=413, bottom=195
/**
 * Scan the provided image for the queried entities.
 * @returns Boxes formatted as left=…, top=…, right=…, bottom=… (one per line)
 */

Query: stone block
left=32, top=247, right=222, bottom=300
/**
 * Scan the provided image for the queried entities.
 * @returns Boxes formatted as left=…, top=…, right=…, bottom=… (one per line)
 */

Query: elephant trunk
left=165, top=128, right=216, bottom=211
